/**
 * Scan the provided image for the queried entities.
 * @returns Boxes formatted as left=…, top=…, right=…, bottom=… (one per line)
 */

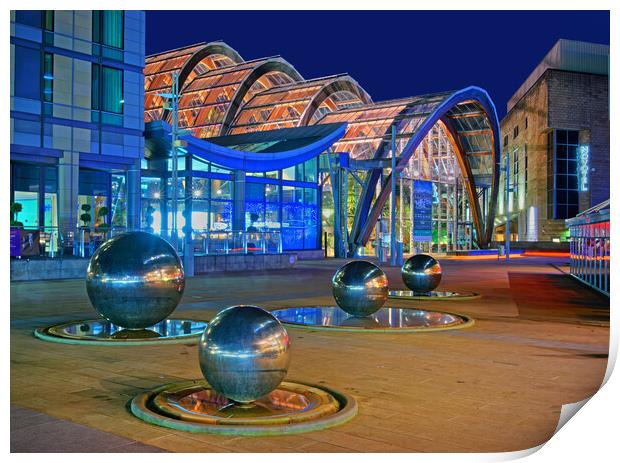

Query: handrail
left=10, top=226, right=285, bottom=258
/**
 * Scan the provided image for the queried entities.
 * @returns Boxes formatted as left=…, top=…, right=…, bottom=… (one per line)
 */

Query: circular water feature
left=130, top=380, right=357, bottom=435
left=34, top=319, right=207, bottom=345
left=271, top=307, right=473, bottom=333
left=388, top=290, right=481, bottom=301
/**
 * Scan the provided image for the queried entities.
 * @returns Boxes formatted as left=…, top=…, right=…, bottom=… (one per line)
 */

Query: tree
left=10, top=202, right=23, bottom=227
left=80, top=204, right=92, bottom=228
left=97, top=206, right=110, bottom=231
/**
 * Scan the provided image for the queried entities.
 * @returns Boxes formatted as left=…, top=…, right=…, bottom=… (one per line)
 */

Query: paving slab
left=10, top=256, right=609, bottom=452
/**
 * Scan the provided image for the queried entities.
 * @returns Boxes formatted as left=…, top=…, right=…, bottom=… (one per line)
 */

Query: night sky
left=146, top=10, right=609, bottom=118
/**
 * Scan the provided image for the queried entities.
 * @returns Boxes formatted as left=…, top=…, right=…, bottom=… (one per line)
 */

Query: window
left=525, top=117, right=528, bottom=130
left=13, top=45, right=40, bottom=100
left=524, top=144, right=528, bottom=194
left=14, top=11, right=41, bottom=28
left=43, top=11, right=54, bottom=31
left=42, top=53, right=53, bottom=103
left=503, top=135, right=508, bottom=147
left=513, top=125, right=519, bottom=139
left=513, top=149, right=519, bottom=199
left=92, top=11, right=124, bottom=49
left=11, top=163, right=58, bottom=229
left=91, top=64, right=124, bottom=114
left=548, top=129, right=579, bottom=219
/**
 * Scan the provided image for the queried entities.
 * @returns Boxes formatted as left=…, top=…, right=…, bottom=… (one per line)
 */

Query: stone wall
left=194, top=253, right=298, bottom=274
left=499, top=69, right=609, bottom=242
left=11, top=258, right=89, bottom=281
left=547, top=70, right=610, bottom=208
left=11, top=252, right=301, bottom=281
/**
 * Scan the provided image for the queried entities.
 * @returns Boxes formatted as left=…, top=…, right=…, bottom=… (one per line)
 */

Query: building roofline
left=507, top=39, right=609, bottom=112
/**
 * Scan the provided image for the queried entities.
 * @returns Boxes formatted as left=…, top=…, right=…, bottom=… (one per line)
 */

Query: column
left=183, top=157, right=194, bottom=276
left=126, top=160, right=141, bottom=231
left=232, top=170, right=246, bottom=232
left=57, top=151, right=79, bottom=235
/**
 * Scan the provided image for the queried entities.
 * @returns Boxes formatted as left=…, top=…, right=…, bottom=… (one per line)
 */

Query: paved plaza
left=10, top=256, right=609, bottom=453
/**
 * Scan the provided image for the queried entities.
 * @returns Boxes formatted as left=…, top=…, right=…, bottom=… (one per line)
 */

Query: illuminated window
left=92, top=64, right=124, bottom=114
left=92, top=11, right=123, bottom=49
left=42, top=52, right=53, bottom=103
left=548, top=129, right=579, bottom=219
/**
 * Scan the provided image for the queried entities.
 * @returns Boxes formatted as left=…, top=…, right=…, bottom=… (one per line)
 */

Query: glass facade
left=78, top=169, right=111, bottom=230
left=11, top=10, right=145, bottom=258
left=140, top=154, right=321, bottom=251
left=548, top=129, right=579, bottom=220
left=11, top=163, right=58, bottom=229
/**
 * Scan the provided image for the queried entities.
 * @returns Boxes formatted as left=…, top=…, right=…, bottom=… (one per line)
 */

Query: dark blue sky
left=146, top=10, right=609, bottom=118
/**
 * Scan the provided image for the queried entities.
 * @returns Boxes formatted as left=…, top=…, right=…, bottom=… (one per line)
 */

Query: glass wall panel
left=14, top=191, right=39, bottom=228
left=211, top=179, right=232, bottom=200
left=111, top=174, right=126, bottom=227
left=191, top=178, right=209, bottom=199
left=210, top=201, right=232, bottom=231
left=192, top=199, right=210, bottom=230
left=141, top=176, right=163, bottom=233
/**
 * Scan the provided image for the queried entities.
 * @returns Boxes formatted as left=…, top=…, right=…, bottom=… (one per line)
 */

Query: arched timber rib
left=219, top=59, right=304, bottom=135
left=353, top=86, right=501, bottom=249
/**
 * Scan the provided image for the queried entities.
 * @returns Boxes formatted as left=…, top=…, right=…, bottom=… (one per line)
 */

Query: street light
left=156, top=73, right=191, bottom=251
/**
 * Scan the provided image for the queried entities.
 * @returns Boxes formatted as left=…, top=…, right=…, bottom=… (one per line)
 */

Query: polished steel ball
left=401, top=254, right=442, bottom=293
left=332, top=260, right=388, bottom=317
left=85, top=231, right=185, bottom=329
left=199, top=305, right=291, bottom=403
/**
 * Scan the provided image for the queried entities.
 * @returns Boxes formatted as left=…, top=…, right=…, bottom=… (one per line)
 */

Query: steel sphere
left=199, top=305, right=291, bottom=403
left=85, top=231, right=185, bottom=329
left=401, top=254, right=442, bottom=293
left=332, top=260, right=388, bottom=317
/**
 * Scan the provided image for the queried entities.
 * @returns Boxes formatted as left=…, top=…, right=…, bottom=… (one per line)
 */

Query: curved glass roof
left=229, top=75, right=371, bottom=135
left=317, top=87, right=500, bottom=246
left=144, top=42, right=243, bottom=123
left=176, top=57, right=302, bottom=138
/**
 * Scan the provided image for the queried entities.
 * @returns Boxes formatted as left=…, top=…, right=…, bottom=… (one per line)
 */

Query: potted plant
left=145, top=205, right=155, bottom=233
left=10, top=202, right=23, bottom=228
left=80, top=204, right=92, bottom=230
left=96, top=206, right=110, bottom=233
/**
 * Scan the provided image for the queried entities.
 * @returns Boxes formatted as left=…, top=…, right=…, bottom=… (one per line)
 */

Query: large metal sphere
left=199, top=305, right=291, bottom=403
left=401, top=254, right=442, bottom=293
left=85, top=231, right=185, bottom=329
left=332, top=260, right=388, bottom=317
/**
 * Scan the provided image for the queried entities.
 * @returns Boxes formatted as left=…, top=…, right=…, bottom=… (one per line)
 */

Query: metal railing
left=191, top=230, right=283, bottom=255
left=10, top=226, right=283, bottom=259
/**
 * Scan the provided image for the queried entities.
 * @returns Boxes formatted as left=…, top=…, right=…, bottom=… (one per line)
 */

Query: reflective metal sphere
left=401, top=254, right=442, bottom=293
left=199, top=305, right=291, bottom=403
left=332, top=260, right=388, bottom=317
left=85, top=231, right=185, bottom=329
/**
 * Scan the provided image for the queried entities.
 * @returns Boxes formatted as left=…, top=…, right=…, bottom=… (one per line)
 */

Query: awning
left=145, top=121, right=346, bottom=172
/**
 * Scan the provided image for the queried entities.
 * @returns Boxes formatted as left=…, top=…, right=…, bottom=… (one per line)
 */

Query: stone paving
left=10, top=256, right=609, bottom=452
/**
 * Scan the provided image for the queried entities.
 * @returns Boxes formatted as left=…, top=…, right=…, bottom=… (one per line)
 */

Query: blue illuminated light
left=578, top=145, right=590, bottom=192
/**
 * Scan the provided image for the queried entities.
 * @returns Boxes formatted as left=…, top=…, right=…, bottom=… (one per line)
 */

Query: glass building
left=10, top=10, right=145, bottom=253
left=144, top=42, right=501, bottom=257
